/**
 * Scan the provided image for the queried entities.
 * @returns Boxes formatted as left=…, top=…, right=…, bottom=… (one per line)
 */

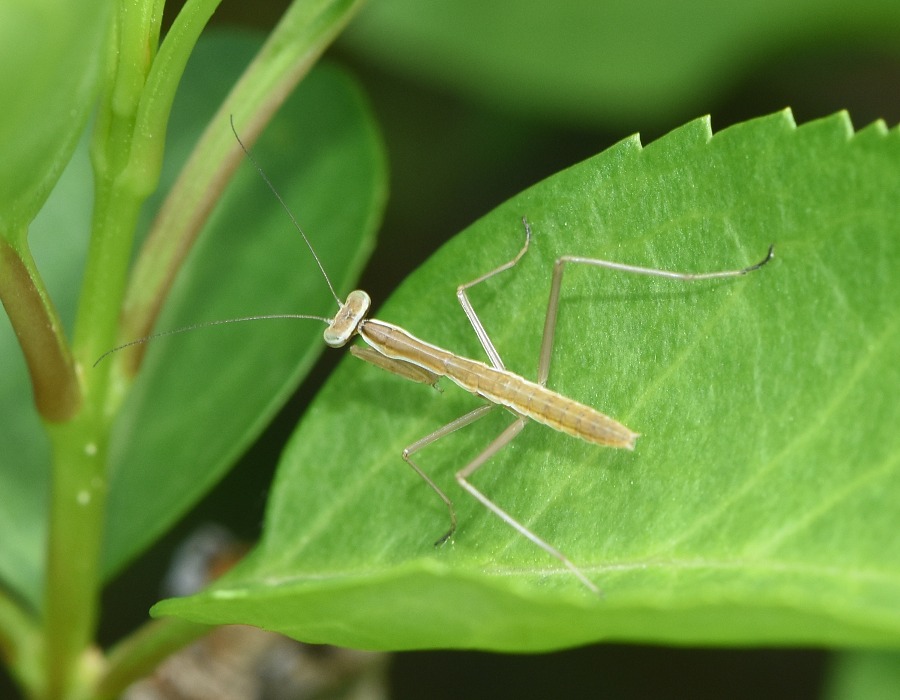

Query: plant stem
left=41, top=136, right=154, bottom=696
left=42, top=416, right=108, bottom=700
left=42, top=10, right=158, bottom=689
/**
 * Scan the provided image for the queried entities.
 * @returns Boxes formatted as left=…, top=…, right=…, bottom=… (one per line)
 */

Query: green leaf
left=339, top=0, right=900, bottom=125
left=156, top=110, right=900, bottom=651
left=0, top=0, right=110, bottom=231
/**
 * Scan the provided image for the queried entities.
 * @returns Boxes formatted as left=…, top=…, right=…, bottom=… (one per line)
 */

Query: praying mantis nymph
left=100, top=119, right=774, bottom=594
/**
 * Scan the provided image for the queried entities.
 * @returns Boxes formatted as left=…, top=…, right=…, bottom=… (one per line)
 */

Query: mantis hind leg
left=537, top=241, right=774, bottom=384
left=454, top=415, right=601, bottom=594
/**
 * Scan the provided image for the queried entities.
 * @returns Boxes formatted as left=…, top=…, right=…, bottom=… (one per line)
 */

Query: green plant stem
left=41, top=160, right=147, bottom=697
left=42, top=137, right=156, bottom=700
left=41, top=175, right=147, bottom=693
left=76, top=0, right=220, bottom=382
left=93, top=618, right=210, bottom=699
left=41, top=417, right=109, bottom=700
left=40, top=1, right=169, bottom=694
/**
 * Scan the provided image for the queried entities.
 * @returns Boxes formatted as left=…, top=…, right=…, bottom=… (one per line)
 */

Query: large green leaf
left=339, top=0, right=900, bottom=125
left=156, top=110, right=899, bottom=651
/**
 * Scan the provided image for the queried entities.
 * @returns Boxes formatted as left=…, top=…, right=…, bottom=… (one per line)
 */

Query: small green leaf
left=339, top=0, right=900, bottom=125
left=156, top=110, right=900, bottom=651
